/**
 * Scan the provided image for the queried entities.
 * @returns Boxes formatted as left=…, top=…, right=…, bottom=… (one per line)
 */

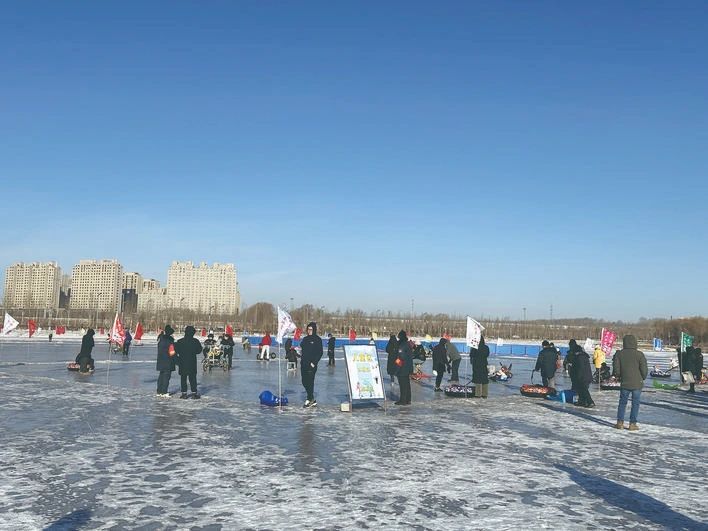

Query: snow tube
left=520, top=384, right=555, bottom=398
left=649, top=370, right=671, bottom=378
left=444, top=384, right=475, bottom=397
left=67, top=362, right=80, bottom=371
left=259, top=390, right=288, bottom=407
left=600, top=381, right=621, bottom=390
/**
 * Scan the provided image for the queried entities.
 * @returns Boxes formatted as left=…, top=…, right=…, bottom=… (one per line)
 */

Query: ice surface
left=0, top=341, right=705, bottom=530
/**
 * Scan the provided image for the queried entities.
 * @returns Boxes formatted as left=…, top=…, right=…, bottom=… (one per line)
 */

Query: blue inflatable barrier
left=259, top=390, right=288, bottom=407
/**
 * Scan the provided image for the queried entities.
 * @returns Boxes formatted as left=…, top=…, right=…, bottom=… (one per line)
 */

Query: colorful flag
left=276, top=306, right=297, bottom=344
left=225, top=324, right=234, bottom=336
left=294, top=327, right=302, bottom=341
left=600, top=328, right=617, bottom=357
left=2, top=313, right=19, bottom=336
left=349, top=328, right=356, bottom=342
left=466, top=316, right=485, bottom=348
left=28, top=320, right=37, bottom=338
left=680, top=332, right=693, bottom=351
left=109, top=313, right=126, bottom=346
left=134, top=322, right=144, bottom=341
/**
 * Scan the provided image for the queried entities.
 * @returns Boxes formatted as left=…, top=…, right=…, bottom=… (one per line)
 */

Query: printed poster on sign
left=343, top=344, right=385, bottom=401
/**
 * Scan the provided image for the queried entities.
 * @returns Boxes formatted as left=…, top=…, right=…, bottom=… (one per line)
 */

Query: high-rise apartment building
left=3, top=262, right=61, bottom=309
left=142, top=278, right=161, bottom=292
left=137, top=288, right=167, bottom=312
left=123, top=272, right=144, bottom=293
left=70, top=259, right=123, bottom=311
left=166, top=261, right=240, bottom=314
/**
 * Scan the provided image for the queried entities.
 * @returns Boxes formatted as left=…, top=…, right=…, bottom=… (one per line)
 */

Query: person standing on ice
left=394, top=330, right=413, bottom=405
left=445, top=339, right=462, bottom=384
left=432, top=338, right=448, bottom=391
left=534, top=340, right=558, bottom=388
left=156, top=325, right=176, bottom=397
left=573, top=347, right=595, bottom=408
left=261, top=331, right=272, bottom=360
left=471, top=336, right=490, bottom=398
left=613, top=334, right=648, bottom=431
left=123, top=329, right=132, bottom=356
left=175, top=325, right=202, bottom=399
left=327, top=333, right=336, bottom=366
left=385, top=334, right=398, bottom=384
left=300, top=322, right=323, bottom=407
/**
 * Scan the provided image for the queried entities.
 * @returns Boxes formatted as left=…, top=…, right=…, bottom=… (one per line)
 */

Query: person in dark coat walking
left=327, top=333, right=336, bottom=366
left=300, top=322, right=323, bottom=407
left=534, top=340, right=558, bottom=388
left=613, top=334, right=648, bottom=430
left=395, top=330, right=413, bottom=405
left=687, top=347, right=703, bottom=393
left=220, top=333, right=235, bottom=369
left=175, top=326, right=202, bottom=398
left=123, top=329, right=133, bottom=356
left=432, top=338, right=448, bottom=391
left=573, top=348, right=595, bottom=407
left=76, top=328, right=96, bottom=373
left=156, top=325, right=176, bottom=397
left=564, top=339, right=582, bottom=390
left=385, top=334, right=398, bottom=384
left=471, top=336, right=490, bottom=398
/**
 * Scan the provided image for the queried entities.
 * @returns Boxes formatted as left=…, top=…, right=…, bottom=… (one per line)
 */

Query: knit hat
left=164, top=325, right=174, bottom=336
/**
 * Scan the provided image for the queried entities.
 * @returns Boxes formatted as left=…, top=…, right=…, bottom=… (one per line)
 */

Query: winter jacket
left=327, top=336, right=336, bottom=354
left=573, top=350, right=593, bottom=386
left=535, top=347, right=558, bottom=379
left=445, top=341, right=461, bottom=362
left=262, top=334, right=272, bottom=346
left=300, top=323, right=323, bottom=369
left=612, top=335, right=648, bottom=390
left=385, top=336, right=398, bottom=375
left=471, top=341, right=490, bottom=384
left=432, top=340, right=448, bottom=368
left=693, top=348, right=703, bottom=378
left=124, top=331, right=132, bottom=347
left=156, top=333, right=176, bottom=372
left=76, top=330, right=95, bottom=361
left=220, top=334, right=235, bottom=356
left=592, top=347, right=605, bottom=369
left=396, top=340, right=414, bottom=376
left=175, top=327, right=202, bottom=375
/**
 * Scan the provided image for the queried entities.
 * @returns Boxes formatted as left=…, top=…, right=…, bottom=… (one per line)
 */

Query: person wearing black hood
left=432, top=338, right=448, bottom=391
left=471, top=336, right=490, bottom=398
left=156, top=325, right=176, bottom=397
left=76, top=328, right=96, bottom=373
left=327, top=333, right=336, bottom=366
left=175, top=326, right=202, bottom=398
left=395, top=330, right=413, bottom=405
left=221, top=333, right=235, bottom=369
left=564, top=339, right=581, bottom=390
left=385, top=334, right=398, bottom=384
left=572, top=347, right=595, bottom=407
left=534, top=340, right=558, bottom=388
left=300, top=322, right=323, bottom=407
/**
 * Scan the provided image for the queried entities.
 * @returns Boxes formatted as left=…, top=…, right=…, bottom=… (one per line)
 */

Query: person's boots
left=614, top=421, right=624, bottom=429
left=180, top=392, right=188, bottom=399
left=628, top=423, right=639, bottom=431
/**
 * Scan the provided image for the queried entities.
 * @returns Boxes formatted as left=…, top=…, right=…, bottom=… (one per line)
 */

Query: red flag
left=201, top=328, right=207, bottom=337
left=109, top=312, right=126, bottom=347
left=294, top=327, right=302, bottom=340
left=134, top=322, right=144, bottom=341
left=28, top=320, right=37, bottom=338
left=225, top=324, right=234, bottom=336
left=349, top=328, right=356, bottom=342
left=600, top=328, right=617, bottom=357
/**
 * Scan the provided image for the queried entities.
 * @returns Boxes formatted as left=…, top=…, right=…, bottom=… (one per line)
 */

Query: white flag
left=465, top=316, right=485, bottom=348
left=583, top=338, right=594, bottom=353
left=497, top=337, right=504, bottom=347
left=276, top=306, right=297, bottom=344
left=2, top=312, right=20, bottom=336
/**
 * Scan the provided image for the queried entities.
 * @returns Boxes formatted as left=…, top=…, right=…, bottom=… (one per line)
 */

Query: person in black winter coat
left=573, top=348, right=594, bottom=407
left=156, top=325, right=176, bottom=396
left=285, top=338, right=300, bottom=367
left=327, top=333, right=336, bottom=366
left=175, top=326, right=202, bottom=398
left=76, top=328, right=96, bottom=373
left=395, top=330, right=413, bottom=405
left=564, top=339, right=582, bottom=390
left=300, top=322, right=323, bottom=407
left=385, top=334, right=398, bottom=384
left=471, top=336, right=490, bottom=398
left=534, top=340, right=558, bottom=388
left=432, top=338, right=448, bottom=391
left=220, top=333, right=235, bottom=369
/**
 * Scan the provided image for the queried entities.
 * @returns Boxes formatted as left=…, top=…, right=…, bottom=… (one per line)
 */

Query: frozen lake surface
left=0, top=338, right=706, bottom=530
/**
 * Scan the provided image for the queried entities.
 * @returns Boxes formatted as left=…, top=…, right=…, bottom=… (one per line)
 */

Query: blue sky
left=1, top=1, right=706, bottom=321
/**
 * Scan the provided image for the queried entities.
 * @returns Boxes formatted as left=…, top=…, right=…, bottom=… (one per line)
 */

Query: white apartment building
left=123, top=272, right=144, bottom=293
left=70, top=259, right=123, bottom=311
left=142, top=278, right=161, bottom=292
left=3, top=262, right=61, bottom=309
left=137, top=288, right=168, bottom=312
left=166, top=261, right=240, bottom=314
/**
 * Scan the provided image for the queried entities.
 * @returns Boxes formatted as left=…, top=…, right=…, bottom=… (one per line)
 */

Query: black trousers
left=123, top=344, right=130, bottom=356
left=398, top=374, right=411, bottom=404
left=328, top=351, right=335, bottom=365
left=157, top=370, right=172, bottom=394
left=451, top=359, right=461, bottom=381
left=79, top=357, right=94, bottom=372
left=301, top=366, right=318, bottom=401
left=227, top=351, right=233, bottom=368
left=180, top=373, right=197, bottom=393
left=577, top=384, right=593, bottom=405
left=434, top=363, right=445, bottom=388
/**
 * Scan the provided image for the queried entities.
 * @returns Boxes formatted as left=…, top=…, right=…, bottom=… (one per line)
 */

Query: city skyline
left=1, top=2, right=707, bottom=321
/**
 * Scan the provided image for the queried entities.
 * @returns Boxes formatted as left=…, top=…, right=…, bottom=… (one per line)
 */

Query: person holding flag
left=300, top=322, right=323, bottom=408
